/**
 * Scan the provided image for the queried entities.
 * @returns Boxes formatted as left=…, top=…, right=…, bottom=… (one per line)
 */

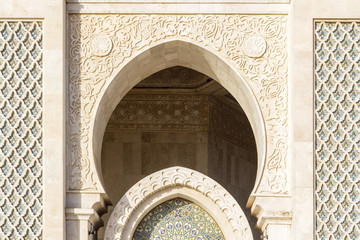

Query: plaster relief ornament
left=90, top=34, right=113, bottom=56
left=242, top=35, right=267, bottom=58
left=68, top=14, right=288, bottom=195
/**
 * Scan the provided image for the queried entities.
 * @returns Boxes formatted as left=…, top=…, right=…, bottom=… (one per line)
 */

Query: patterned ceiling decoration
left=315, top=21, right=360, bottom=239
left=133, top=198, right=224, bottom=240
left=135, top=66, right=210, bottom=89
left=0, top=21, right=43, bottom=239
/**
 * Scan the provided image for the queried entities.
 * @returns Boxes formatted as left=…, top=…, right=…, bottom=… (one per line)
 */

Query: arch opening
left=99, top=65, right=260, bottom=238
left=92, top=40, right=266, bottom=193
left=92, top=40, right=266, bottom=238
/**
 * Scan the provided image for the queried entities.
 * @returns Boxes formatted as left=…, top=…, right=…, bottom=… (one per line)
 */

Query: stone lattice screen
left=315, top=21, right=360, bottom=239
left=0, top=22, right=43, bottom=239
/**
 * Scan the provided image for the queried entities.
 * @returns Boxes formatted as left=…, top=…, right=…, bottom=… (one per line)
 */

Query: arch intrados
left=104, top=166, right=254, bottom=240
left=92, top=39, right=266, bottom=194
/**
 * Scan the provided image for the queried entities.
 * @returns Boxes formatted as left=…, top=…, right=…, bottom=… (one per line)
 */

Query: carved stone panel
left=68, top=14, right=288, bottom=195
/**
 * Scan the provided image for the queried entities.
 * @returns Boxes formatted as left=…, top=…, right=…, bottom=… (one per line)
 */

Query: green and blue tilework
left=315, top=22, right=360, bottom=239
left=133, top=198, right=224, bottom=240
left=0, top=21, right=43, bottom=239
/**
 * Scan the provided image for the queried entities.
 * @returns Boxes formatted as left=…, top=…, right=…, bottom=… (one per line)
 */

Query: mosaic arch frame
left=68, top=14, right=289, bottom=199
left=104, top=167, right=254, bottom=240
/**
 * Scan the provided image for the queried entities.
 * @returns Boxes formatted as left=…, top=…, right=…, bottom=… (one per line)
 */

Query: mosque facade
left=0, top=0, right=359, bottom=239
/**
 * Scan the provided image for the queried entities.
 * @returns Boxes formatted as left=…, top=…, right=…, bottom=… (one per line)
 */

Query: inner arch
left=103, top=166, right=254, bottom=240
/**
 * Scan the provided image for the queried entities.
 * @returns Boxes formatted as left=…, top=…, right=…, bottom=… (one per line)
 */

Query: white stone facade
left=1, top=0, right=360, bottom=239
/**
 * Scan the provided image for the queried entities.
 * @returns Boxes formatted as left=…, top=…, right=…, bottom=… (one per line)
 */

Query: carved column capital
left=249, top=196, right=292, bottom=234
left=66, top=192, right=111, bottom=240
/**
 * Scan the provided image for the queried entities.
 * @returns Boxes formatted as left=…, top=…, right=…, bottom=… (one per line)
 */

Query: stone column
left=66, top=192, right=110, bottom=240
left=249, top=196, right=292, bottom=240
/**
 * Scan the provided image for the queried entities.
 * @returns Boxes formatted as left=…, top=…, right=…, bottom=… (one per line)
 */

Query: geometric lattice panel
left=133, top=198, right=224, bottom=240
left=315, top=22, right=360, bottom=239
left=0, top=21, right=42, bottom=239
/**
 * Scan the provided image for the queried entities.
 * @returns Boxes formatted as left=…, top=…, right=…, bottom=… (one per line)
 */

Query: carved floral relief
left=68, top=14, right=288, bottom=194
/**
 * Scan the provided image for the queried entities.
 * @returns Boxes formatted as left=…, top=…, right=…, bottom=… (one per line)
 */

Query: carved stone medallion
left=90, top=34, right=113, bottom=56
left=242, top=35, right=267, bottom=58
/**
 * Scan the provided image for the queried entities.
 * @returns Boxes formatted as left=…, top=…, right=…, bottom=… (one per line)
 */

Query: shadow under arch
left=92, top=39, right=266, bottom=200
left=104, top=166, right=254, bottom=240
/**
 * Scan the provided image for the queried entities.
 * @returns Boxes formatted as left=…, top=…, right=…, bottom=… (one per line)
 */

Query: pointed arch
left=91, top=40, right=266, bottom=196
left=104, top=166, right=253, bottom=240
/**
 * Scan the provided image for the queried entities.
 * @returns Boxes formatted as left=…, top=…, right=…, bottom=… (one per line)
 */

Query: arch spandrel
left=104, top=167, right=254, bottom=240
left=68, top=14, right=289, bottom=196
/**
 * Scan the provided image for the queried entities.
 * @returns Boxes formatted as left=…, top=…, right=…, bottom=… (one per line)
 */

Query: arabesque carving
left=68, top=14, right=288, bottom=194
left=104, top=167, right=253, bottom=240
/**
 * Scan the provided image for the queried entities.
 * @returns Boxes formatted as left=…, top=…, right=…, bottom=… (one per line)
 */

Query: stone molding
left=104, top=167, right=253, bottom=240
left=249, top=196, right=292, bottom=232
left=66, top=1, right=291, bottom=14
left=68, top=14, right=288, bottom=195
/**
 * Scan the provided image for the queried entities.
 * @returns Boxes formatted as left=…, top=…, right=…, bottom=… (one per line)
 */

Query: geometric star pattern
left=315, top=21, right=360, bottom=239
left=0, top=21, right=43, bottom=239
left=133, top=198, right=224, bottom=240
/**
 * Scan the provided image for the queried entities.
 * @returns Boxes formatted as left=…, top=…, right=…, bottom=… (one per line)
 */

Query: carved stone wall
left=0, top=21, right=43, bottom=239
left=68, top=14, right=288, bottom=195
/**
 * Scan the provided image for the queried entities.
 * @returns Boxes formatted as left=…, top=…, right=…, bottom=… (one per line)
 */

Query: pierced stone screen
left=315, top=21, right=360, bottom=239
left=0, top=21, right=43, bottom=239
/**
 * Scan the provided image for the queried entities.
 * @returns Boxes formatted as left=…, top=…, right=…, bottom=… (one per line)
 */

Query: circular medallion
left=90, top=34, right=113, bottom=56
left=242, top=35, right=267, bottom=58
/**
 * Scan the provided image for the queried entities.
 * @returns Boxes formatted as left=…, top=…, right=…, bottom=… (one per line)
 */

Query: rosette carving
left=242, top=35, right=267, bottom=58
left=90, top=34, right=113, bottom=56
left=68, top=14, right=288, bottom=194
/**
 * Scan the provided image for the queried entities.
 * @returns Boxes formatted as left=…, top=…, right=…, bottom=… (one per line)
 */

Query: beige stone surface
left=0, top=0, right=66, bottom=239
left=67, top=14, right=288, bottom=200
left=1, top=0, right=360, bottom=239
left=290, top=0, right=360, bottom=239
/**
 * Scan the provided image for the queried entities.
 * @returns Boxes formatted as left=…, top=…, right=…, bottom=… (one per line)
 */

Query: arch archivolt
left=67, top=14, right=288, bottom=195
left=104, top=167, right=253, bottom=240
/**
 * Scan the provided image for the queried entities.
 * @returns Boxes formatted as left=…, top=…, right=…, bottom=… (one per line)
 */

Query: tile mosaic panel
left=315, top=22, right=360, bottom=239
left=0, top=21, right=43, bottom=239
left=133, top=198, right=224, bottom=240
